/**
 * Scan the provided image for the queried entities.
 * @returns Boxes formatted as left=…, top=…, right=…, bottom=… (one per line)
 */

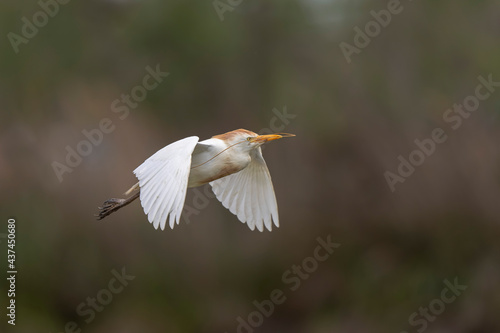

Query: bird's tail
left=95, top=191, right=140, bottom=220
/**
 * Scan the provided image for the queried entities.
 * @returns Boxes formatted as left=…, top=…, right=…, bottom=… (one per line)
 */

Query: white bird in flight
left=96, top=129, right=295, bottom=232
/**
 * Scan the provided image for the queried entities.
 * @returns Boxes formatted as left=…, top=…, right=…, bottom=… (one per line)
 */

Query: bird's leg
left=95, top=191, right=140, bottom=220
left=124, top=182, right=140, bottom=196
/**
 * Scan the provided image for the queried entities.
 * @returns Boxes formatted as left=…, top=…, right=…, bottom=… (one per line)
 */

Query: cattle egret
left=96, top=129, right=295, bottom=232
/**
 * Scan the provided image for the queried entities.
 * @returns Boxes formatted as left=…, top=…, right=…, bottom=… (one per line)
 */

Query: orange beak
left=251, top=133, right=296, bottom=143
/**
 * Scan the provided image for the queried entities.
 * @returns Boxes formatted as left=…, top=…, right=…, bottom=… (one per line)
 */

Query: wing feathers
left=134, top=136, right=199, bottom=230
left=134, top=136, right=280, bottom=232
left=210, top=147, right=279, bottom=232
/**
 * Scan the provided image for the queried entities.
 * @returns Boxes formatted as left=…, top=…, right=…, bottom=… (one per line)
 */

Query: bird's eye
left=246, top=137, right=252, bottom=141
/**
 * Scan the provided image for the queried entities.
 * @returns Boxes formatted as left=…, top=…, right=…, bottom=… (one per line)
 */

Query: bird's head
left=214, top=129, right=296, bottom=152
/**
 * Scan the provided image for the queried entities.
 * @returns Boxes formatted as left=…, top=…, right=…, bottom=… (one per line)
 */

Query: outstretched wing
left=209, top=147, right=279, bottom=232
left=133, top=136, right=199, bottom=230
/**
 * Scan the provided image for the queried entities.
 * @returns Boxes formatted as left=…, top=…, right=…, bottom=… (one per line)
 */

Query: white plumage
left=133, top=136, right=198, bottom=230
left=97, top=129, right=295, bottom=232
left=210, top=149, right=279, bottom=232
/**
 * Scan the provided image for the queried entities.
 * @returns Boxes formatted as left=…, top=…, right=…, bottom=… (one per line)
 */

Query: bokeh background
left=1, top=0, right=500, bottom=332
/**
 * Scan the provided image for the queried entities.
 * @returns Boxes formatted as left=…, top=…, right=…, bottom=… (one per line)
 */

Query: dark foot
left=95, top=191, right=140, bottom=220
left=95, top=198, right=127, bottom=220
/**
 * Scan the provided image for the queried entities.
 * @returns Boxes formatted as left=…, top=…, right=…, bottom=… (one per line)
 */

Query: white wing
left=133, top=136, right=199, bottom=230
left=210, top=147, right=279, bottom=232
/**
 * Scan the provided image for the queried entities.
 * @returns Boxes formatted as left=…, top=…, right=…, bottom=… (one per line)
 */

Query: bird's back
left=187, top=138, right=251, bottom=188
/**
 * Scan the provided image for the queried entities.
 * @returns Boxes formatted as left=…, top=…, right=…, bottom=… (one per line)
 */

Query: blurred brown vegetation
left=1, top=0, right=500, bottom=332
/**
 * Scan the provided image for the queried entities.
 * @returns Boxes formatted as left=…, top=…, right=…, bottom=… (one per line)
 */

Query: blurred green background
left=1, top=0, right=500, bottom=332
